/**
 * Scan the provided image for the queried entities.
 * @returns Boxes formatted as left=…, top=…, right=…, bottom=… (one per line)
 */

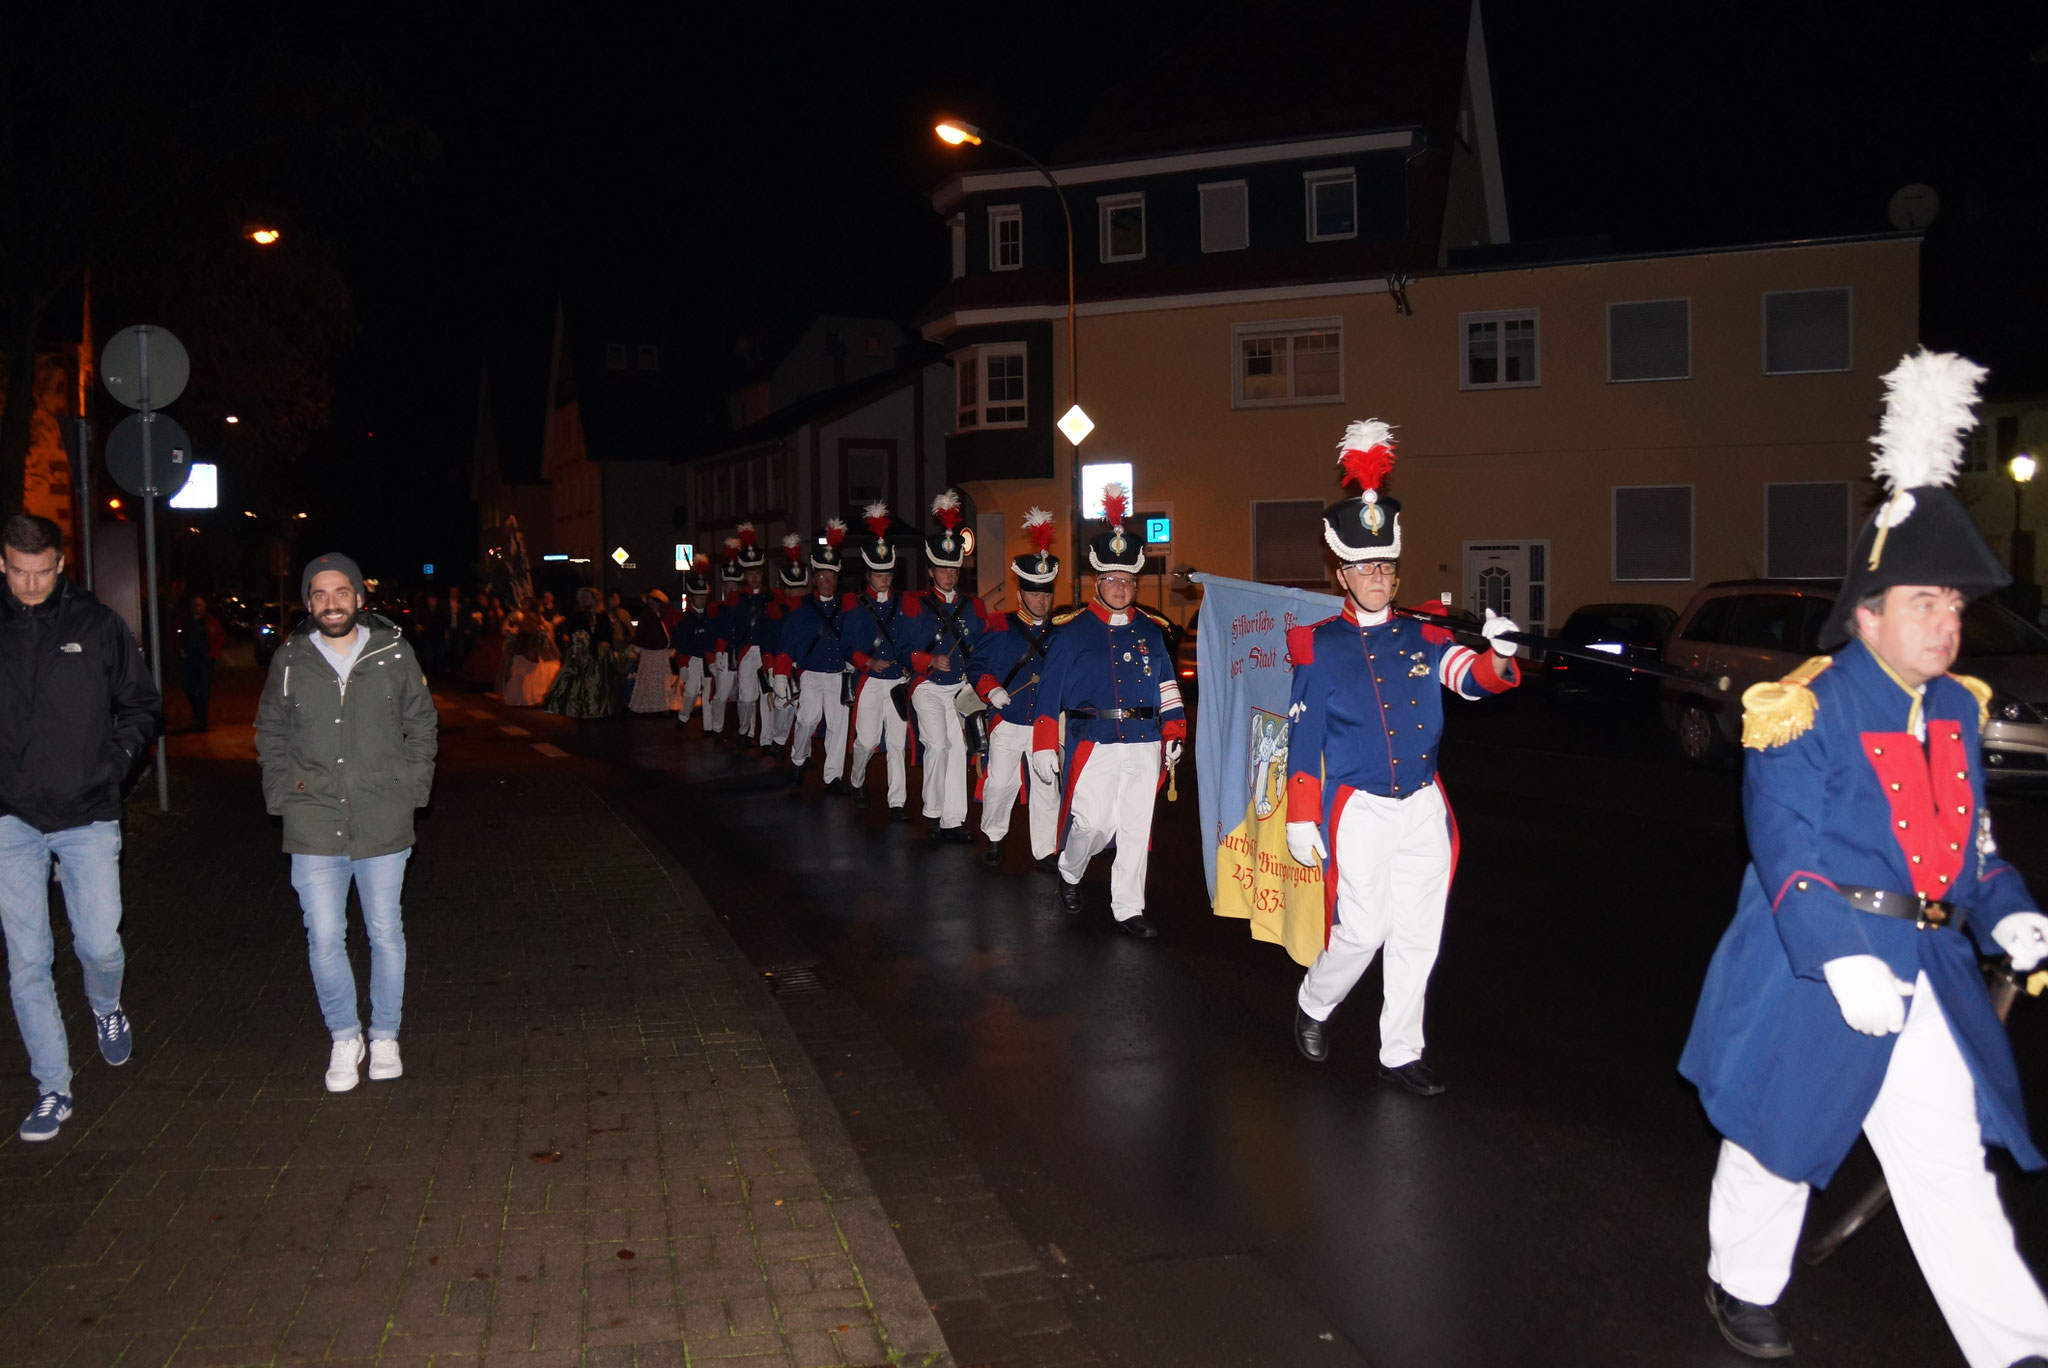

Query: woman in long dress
left=503, top=600, right=562, bottom=707
left=626, top=590, right=675, bottom=713
left=544, top=629, right=613, bottom=717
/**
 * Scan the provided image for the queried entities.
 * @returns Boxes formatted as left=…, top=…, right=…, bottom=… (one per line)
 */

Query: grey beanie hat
left=302, top=551, right=368, bottom=604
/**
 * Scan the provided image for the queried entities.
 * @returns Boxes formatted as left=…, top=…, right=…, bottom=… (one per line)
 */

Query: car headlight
left=1990, top=690, right=2042, bottom=725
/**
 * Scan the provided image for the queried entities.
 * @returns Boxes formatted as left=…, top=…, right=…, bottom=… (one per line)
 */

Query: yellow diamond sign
left=611, top=546, right=630, bottom=566
left=1057, top=403, right=1095, bottom=446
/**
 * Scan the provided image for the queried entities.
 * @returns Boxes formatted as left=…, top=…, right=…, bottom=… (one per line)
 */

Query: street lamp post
left=2011, top=452, right=2038, bottom=593
left=936, top=118, right=1092, bottom=606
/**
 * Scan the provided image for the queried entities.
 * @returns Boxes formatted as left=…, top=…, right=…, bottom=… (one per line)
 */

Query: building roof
left=557, top=296, right=725, bottom=463
left=695, top=343, right=946, bottom=462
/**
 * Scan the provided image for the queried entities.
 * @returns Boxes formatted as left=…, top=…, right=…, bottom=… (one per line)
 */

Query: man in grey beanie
left=256, top=553, right=437, bottom=1092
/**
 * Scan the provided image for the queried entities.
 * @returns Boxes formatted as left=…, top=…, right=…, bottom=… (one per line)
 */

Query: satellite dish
left=1888, top=184, right=1940, bottom=231
left=2020, top=409, right=2048, bottom=455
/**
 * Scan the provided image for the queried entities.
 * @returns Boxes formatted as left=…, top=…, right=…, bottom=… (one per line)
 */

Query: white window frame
left=1459, top=309, right=1542, bottom=390
left=948, top=212, right=966, bottom=281
left=1763, top=480, right=1851, bottom=580
left=1303, top=168, right=1358, bottom=242
left=1231, top=317, right=1344, bottom=409
left=954, top=343, right=1028, bottom=431
left=1200, top=179, right=1248, bottom=253
left=1606, top=298, right=1691, bottom=383
left=1611, top=484, right=1695, bottom=583
left=1098, top=192, right=1146, bottom=263
left=988, top=205, right=1022, bottom=271
left=1762, top=287, right=1854, bottom=376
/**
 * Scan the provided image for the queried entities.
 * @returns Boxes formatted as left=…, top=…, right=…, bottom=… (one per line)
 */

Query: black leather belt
left=1839, top=884, right=1964, bottom=931
left=1069, top=707, right=1156, bottom=720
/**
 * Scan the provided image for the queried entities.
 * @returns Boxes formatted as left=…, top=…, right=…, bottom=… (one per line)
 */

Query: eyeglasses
left=1347, top=562, right=1399, bottom=579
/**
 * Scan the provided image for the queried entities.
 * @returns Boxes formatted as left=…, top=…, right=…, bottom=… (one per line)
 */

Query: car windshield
left=1561, top=609, right=1663, bottom=643
left=1962, top=599, right=2048, bottom=657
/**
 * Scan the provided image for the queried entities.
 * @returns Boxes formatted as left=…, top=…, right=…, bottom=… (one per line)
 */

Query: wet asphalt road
left=551, top=684, right=2048, bottom=1368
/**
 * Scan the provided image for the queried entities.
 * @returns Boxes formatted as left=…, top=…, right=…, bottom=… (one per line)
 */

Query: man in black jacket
left=0, top=514, right=161, bottom=1141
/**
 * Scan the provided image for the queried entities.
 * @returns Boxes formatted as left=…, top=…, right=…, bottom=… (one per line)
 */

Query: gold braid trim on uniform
left=1951, top=672, right=1993, bottom=729
left=1741, top=655, right=1833, bottom=751
left=1051, top=607, right=1087, bottom=626
left=1137, top=606, right=1172, bottom=630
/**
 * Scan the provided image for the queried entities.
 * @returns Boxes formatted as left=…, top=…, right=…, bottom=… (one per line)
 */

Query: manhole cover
left=762, top=963, right=824, bottom=996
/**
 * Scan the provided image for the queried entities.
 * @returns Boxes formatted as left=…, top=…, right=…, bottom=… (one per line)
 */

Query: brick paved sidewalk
left=0, top=681, right=951, bottom=1368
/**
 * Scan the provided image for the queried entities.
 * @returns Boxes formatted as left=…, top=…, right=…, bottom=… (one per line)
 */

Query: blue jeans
left=290, top=849, right=410, bottom=1042
left=0, top=816, right=125, bottom=1095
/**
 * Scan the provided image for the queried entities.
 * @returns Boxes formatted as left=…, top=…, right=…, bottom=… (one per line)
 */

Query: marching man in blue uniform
left=1284, top=421, right=1520, bottom=1095
left=1681, top=352, right=2048, bottom=1366
left=669, top=557, right=716, bottom=728
left=758, top=535, right=808, bottom=756
left=905, top=490, right=994, bottom=844
left=773, top=520, right=855, bottom=794
left=710, top=524, right=776, bottom=748
left=1032, top=485, right=1184, bottom=939
left=845, top=504, right=919, bottom=822
left=974, top=509, right=1063, bottom=872
left=702, top=537, right=744, bottom=738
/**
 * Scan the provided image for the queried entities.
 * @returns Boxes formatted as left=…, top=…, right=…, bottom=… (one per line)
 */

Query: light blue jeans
left=0, top=816, right=125, bottom=1096
left=290, top=849, right=410, bottom=1042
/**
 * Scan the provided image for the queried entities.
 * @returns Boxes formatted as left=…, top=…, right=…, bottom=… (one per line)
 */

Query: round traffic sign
left=101, top=325, right=190, bottom=410
left=106, top=412, right=193, bottom=499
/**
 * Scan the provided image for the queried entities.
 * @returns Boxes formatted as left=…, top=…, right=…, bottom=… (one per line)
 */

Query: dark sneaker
left=19, top=1092, right=72, bottom=1142
left=1376, top=1061, right=1446, bottom=1096
left=94, top=1007, right=133, bottom=1067
left=1705, top=1283, right=1793, bottom=1359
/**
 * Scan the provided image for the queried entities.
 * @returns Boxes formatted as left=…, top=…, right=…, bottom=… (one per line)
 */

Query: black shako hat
left=776, top=533, right=810, bottom=590
left=718, top=536, right=743, bottom=584
left=811, top=519, right=848, bottom=573
left=733, top=522, right=767, bottom=571
left=1013, top=507, right=1061, bottom=586
left=1322, top=420, right=1401, bottom=563
left=859, top=502, right=897, bottom=572
left=682, top=557, right=713, bottom=599
left=1817, top=349, right=2010, bottom=650
left=924, top=489, right=973, bottom=569
left=1087, top=483, right=1146, bottom=574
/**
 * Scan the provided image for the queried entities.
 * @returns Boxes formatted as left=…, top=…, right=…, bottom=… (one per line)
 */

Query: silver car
left=1659, top=580, right=2048, bottom=776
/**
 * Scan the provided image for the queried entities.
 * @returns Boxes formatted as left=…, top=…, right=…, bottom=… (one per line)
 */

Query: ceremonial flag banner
left=1192, top=573, right=1343, bottom=967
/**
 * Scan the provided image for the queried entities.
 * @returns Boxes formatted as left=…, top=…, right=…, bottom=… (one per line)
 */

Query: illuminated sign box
left=1079, top=462, right=1134, bottom=519
left=167, top=462, right=217, bottom=509
left=1144, top=516, right=1171, bottom=544
left=674, top=543, right=695, bottom=570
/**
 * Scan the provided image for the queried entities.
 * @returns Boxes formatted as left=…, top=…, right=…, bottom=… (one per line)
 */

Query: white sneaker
left=325, top=1036, right=365, bottom=1093
left=367, top=1039, right=403, bottom=1081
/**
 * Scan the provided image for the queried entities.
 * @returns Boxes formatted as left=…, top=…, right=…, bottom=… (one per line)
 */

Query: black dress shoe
left=1058, top=880, right=1083, bottom=914
left=1294, top=1008, right=1329, bottom=1062
left=825, top=778, right=849, bottom=797
left=1376, top=1061, right=1446, bottom=1096
left=889, top=806, right=909, bottom=823
left=786, top=763, right=806, bottom=788
left=2007, top=1358, right=2048, bottom=1367
left=1036, top=854, right=1060, bottom=875
left=982, top=839, right=1004, bottom=867
left=1116, top=914, right=1159, bottom=939
left=851, top=785, right=869, bottom=808
left=939, top=824, right=972, bottom=844
left=1705, top=1283, right=1793, bottom=1359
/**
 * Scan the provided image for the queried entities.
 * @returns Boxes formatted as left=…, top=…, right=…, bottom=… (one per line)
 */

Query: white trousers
left=848, top=677, right=909, bottom=808
left=676, top=656, right=707, bottom=721
left=1706, top=975, right=2048, bottom=1367
left=1297, top=783, right=1452, bottom=1068
left=910, top=680, right=971, bottom=828
left=704, top=658, right=735, bottom=733
left=732, top=647, right=763, bottom=736
left=790, top=671, right=850, bottom=780
left=1059, top=740, right=1161, bottom=921
left=981, top=718, right=1059, bottom=858
left=762, top=685, right=793, bottom=745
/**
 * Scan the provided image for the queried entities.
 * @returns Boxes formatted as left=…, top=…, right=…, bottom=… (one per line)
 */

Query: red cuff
left=1474, top=651, right=1519, bottom=693
left=1032, top=715, right=1060, bottom=752
left=851, top=651, right=871, bottom=671
left=1160, top=718, right=1187, bottom=741
left=974, top=674, right=999, bottom=701
left=772, top=654, right=793, bottom=678
left=912, top=650, right=933, bottom=673
left=1286, top=773, right=1324, bottom=823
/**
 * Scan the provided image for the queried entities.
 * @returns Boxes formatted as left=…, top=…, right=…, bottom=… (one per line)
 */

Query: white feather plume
left=863, top=501, right=889, bottom=521
left=824, top=517, right=847, bottom=534
left=1871, top=348, right=1986, bottom=498
left=1336, top=419, right=1395, bottom=461
left=1021, top=506, right=1052, bottom=529
left=930, top=488, right=961, bottom=515
left=781, top=533, right=803, bottom=550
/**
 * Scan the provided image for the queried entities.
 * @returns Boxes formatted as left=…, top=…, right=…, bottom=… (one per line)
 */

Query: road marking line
left=468, top=709, right=494, bottom=720
left=499, top=725, right=531, bottom=737
left=532, top=743, right=568, bottom=758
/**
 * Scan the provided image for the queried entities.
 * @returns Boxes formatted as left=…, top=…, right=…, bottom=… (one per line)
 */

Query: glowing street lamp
left=246, top=227, right=281, bottom=246
left=934, top=119, right=982, bottom=147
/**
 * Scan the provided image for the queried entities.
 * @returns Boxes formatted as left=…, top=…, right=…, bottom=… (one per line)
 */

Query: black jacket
left=0, top=576, right=162, bottom=832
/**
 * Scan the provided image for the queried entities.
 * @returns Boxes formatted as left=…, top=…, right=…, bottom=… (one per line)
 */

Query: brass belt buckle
left=1916, top=895, right=1948, bottom=930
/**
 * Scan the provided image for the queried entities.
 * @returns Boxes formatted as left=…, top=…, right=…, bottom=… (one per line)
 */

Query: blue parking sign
left=1145, top=516, right=1171, bottom=544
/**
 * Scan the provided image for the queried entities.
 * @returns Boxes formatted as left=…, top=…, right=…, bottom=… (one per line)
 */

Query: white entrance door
left=1462, top=541, right=1549, bottom=640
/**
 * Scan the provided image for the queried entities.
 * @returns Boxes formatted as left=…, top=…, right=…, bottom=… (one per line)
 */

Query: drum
left=956, top=686, right=990, bottom=752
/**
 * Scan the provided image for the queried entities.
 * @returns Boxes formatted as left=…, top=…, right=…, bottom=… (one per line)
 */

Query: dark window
left=1201, top=181, right=1249, bottom=253
left=1613, top=485, right=1692, bottom=581
left=1765, top=482, right=1850, bottom=579
left=1764, top=288, right=1852, bottom=374
left=1722, top=595, right=1804, bottom=651
left=1251, top=500, right=1328, bottom=584
left=1608, top=300, right=1690, bottom=382
left=1680, top=596, right=1734, bottom=644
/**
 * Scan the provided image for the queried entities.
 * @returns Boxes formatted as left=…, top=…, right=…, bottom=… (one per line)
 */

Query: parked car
left=1547, top=602, right=1678, bottom=695
left=1659, top=579, right=2048, bottom=773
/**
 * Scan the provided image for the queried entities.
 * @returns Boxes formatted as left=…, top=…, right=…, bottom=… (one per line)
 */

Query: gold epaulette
left=1137, top=606, right=1172, bottom=630
left=1951, top=672, right=1993, bottom=728
left=1741, top=655, right=1833, bottom=750
left=1051, top=607, right=1087, bottom=626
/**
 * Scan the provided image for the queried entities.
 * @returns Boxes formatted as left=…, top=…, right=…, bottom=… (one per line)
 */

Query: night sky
left=208, top=0, right=2048, bottom=573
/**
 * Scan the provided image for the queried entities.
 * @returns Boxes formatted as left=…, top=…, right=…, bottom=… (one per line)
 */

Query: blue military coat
left=1679, top=640, right=2044, bottom=1185
left=774, top=591, right=853, bottom=677
left=904, top=590, right=993, bottom=688
left=665, top=607, right=713, bottom=664
left=1031, top=600, right=1187, bottom=838
left=973, top=612, right=1059, bottom=727
left=713, top=589, right=778, bottom=663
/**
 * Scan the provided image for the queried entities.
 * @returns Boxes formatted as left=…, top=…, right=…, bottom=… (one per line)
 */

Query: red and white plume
left=692, top=554, right=709, bottom=575
left=721, top=536, right=741, bottom=560
left=931, top=488, right=964, bottom=531
left=781, top=532, right=804, bottom=564
left=863, top=501, right=892, bottom=538
left=1101, top=482, right=1128, bottom=530
left=1022, top=506, right=1057, bottom=551
left=823, top=517, right=847, bottom=548
left=1336, top=419, right=1398, bottom=505
left=736, top=521, right=758, bottom=548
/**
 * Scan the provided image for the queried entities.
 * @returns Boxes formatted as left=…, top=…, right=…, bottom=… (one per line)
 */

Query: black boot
left=1294, top=1008, right=1329, bottom=1062
left=1705, top=1284, right=1793, bottom=1359
left=982, top=838, right=1004, bottom=868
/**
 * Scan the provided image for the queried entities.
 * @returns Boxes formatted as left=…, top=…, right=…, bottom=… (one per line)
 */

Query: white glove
left=988, top=687, right=1011, bottom=710
left=1481, top=608, right=1520, bottom=658
left=1031, top=750, right=1060, bottom=785
left=710, top=655, right=729, bottom=676
left=771, top=674, right=790, bottom=702
left=1821, top=955, right=1916, bottom=1036
left=1286, top=821, right=1328, bottom=869
left=1994, top=912, right=2048, bottom=971
left=1165, top=739, right=1183, bottom=765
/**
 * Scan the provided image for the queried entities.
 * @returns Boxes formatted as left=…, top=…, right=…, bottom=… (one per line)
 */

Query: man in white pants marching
left=974, top=508, right=1063, bottom=872
left=904, top=490, right=992, bottom=844
left=845, top=504, right=916, bottom=822
left=702, top=540, right=743, bottom=737
left=1283, top=421, right=1519, bottom=1096
left=774, top=521, right=854, bottom=793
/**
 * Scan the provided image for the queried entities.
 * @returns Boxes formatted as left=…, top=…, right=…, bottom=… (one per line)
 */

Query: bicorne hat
left=1323, top=420, right=1401, bottom=564
left=924, top=489, right=973, bottom=568
left=1086, top=483, right=1146, bottom=574
left=1816, top=349, right=2010, bottom=650
left=1013, top=507, right=1061, bottom=586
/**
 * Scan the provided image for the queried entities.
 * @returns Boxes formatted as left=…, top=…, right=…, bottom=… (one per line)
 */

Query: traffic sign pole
left=138, top=330, right=168, bottom=813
